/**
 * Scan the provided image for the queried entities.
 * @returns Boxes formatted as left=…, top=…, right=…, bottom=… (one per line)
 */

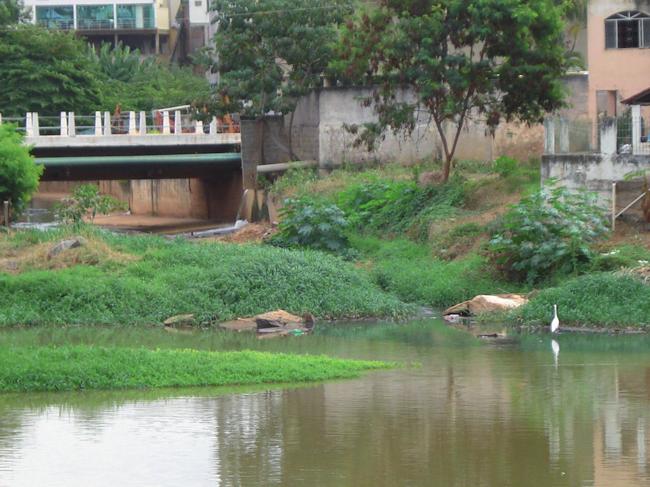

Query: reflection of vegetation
left=0, top=346, right=392, bottom=392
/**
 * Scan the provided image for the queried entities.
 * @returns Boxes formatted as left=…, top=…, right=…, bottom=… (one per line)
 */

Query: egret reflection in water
left=551, top=339, right=560, bottom=368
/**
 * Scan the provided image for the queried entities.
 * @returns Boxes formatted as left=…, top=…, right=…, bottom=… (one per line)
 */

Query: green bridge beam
left=35, top=152, right=242, bottom=167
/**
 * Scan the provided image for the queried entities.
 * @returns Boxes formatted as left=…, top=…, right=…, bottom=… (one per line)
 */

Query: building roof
left=622, top=88, right=650, bottom=105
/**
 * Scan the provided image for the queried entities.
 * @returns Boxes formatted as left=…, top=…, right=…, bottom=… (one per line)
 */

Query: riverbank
left=266, top=161, right=650, bottom=330
left=0, top=346, right=392, bottom=392
left=0, top=227, right=410, bottom=327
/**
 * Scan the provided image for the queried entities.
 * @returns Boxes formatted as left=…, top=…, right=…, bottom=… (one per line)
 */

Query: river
left=0, top=319, right=649, bottom=486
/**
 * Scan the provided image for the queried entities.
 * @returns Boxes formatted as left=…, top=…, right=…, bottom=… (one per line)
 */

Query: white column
left=60, top=112, right=68, bottom=136
left=195, top=120, right=204, bottom=134
left=600, top=117, right=617, bottom=155
left=25, top=113, right=33, bottom=137
left=162, top=111, right=171, bottom=134
left=113, top=4, right=117, bottom=29
left=544, top=118, right=555, bottom=154
left=94, top=111, right=102, bottom=136
left=32, top=113, right=40, bottom=136
left=174, top=110, right=182, bottom=135
left=0, top=113, right=2, bottom=125
left=73, top=4, right=77, bottom=29
left=632, top=104, right=642, bottom=155
left=209, top=116, right=217, bottom=135
left=128, top=111, right=137, bottom=135
left=103, top=111, right=111, bottom=136
left=139, top=111, right=147, bottom=135
left=68, top=112, right=76, bottom=136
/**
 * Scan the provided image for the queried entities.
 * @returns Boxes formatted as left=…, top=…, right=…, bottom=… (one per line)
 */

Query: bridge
left=5, top=110, right=249, bottom=222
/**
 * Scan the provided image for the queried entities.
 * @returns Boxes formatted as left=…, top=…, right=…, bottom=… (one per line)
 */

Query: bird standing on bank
left=550, top=304, right=559, bottom=333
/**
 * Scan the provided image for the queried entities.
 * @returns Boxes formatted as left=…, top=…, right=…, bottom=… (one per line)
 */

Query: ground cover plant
left=0, top=346, right=392, bottom=392
left=516, top=272, right=650, bottom=328
left=0, top=228, right=410, bottom=326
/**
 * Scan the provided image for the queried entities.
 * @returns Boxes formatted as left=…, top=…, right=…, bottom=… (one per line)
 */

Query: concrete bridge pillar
left=139, top=111, right=147, bottom=135
left=174, top=110, right=182, bottom=135
left=162, top=111, right=171, bottom=134
left=128, top=111, right=137, bottom=135
left=544, top=118, right=555, bottom=154
left=68, top=112, right=76, bottom=136
left=600, top=117, right=617, bottom=155
left=32, top=113, right=39, bottom=136
left=25, top=113, right=33, bottom=137
left=209, top=117, right=217, bottom=135
left=60, top=112, right=68, bottom=136
left=195, top=120, right=204, bottom=134
left=103, top=111, right=111, bottom=136
left=94, top=111, right=102, bottom=136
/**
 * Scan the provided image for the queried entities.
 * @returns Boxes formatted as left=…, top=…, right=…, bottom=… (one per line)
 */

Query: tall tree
left=0, top=26, right=102, bottom=116
left=207, top=0, right=353, bottom=158
left=332, top=0, right=569, bottom=181
left=0, top=0, right=29, bottom=26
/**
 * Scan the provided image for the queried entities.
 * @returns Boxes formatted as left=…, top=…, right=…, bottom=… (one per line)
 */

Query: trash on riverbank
left=443, top=294, right=528, bottom=318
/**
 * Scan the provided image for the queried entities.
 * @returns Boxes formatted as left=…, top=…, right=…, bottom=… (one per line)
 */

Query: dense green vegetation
left=0, top=346, right=391, bottom=392
left=0, top=227, right=409, bottom=326
left=516, top=273, right=650, bottom=328
left=0, top=125, right=42, bottom=216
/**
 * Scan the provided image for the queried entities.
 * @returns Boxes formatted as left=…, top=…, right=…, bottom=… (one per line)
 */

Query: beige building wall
left=587, top=0, right=650, bottom=121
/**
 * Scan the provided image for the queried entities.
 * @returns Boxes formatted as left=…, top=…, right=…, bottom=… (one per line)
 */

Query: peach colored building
left=587, top=0, right=650, bottom=120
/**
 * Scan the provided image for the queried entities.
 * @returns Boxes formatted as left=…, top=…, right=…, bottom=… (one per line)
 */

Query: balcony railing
left=77, top=19, right=115, bottom=30
left=115, top=18, right=155, bottom=29
left=37, top=19, right=74, bottom=29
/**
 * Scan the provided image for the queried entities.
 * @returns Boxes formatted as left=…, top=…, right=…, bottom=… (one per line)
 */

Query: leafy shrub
left=488, top=186, right=609, bottom=283
left=337, top=177, right=466, bottom=239
left=0, top=124, right=42, bottom=218
left=268, top=197, right=350, bottom=253
left=55, top=184, right=127, bottom=227
left=493, top=156, right=518, bottom=178
left=590, top=245, right=650, bottom=272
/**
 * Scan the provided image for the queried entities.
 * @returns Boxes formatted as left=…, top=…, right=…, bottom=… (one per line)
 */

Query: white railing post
left=600, top=116, right=617, bottom=155
left=68, top=112, right=76, bottom=136
left=32, top=113, right=40, bottom=136
left=25, top=113, right=33, bottom=137
left=174, top=110, right=182, bottom=135
left=209, top=116, right=217, bottom=135
left=94, top=111, right=102, bottom=135
left=0, top=113, right=3, bottom=125
left=60, top=111, right=68, bottom=136
left=544, top=117, right=555, bottom=154
left=195, top=120, right=204, bottom=134
left=139, top=111, right=147, bottom=135
left=103, top=111, right=111, bottom=136
left=632, top=104, right=641, bottom=155
left=162, top=111, right=171, bottom=134
left=128, top=111, right=137, bottom=135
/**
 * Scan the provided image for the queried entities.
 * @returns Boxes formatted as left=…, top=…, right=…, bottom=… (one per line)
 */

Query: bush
left=337, top=177, right=466, bottom=239
left=517, top=273, right=650, bottom=328
left=0, top=124, right=42, bottom=217
left=493, top=156, right=518, bottom=178
left=488, top=186, right=609, bottom=283
left=268, top=197, right=351, bottom=253
left=54, top=184, right=126, bottom=227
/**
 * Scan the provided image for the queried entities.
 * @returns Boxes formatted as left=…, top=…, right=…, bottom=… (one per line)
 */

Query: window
left=35, top=6, right=74, bottom=29
left=605, top=11, right=650, bottom=48
left=116, top=4, right=154, bottom=29
left=76, top=5, right=114, bottom=30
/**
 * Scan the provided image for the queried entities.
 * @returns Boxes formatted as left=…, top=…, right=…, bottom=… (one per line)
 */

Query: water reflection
left=0, top=322, right=649, bottom=486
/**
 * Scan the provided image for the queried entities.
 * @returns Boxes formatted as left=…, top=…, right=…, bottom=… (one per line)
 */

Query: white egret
left=550, top=304, right=559, bottom=333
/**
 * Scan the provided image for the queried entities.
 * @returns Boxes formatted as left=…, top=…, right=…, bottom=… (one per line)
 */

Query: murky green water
left=1, top=320, right=649, bottom=486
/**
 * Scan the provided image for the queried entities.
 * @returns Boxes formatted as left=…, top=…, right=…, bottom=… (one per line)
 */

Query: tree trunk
left=287, top=110, right=297, bottom=161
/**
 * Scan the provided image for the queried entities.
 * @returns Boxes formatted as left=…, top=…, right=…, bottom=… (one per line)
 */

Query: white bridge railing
left=0, top=110, right=239, bottom=138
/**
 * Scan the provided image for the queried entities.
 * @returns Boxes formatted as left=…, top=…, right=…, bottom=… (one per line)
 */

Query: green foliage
left=209, top=0, right=352, bottom=118
left=0, top=125, right=42, bottom=215
left=590, top=245, right=650, bottom=272
left=333, top=0, right=568, bottom=180
left=493, top=156, right=518, bottom=178
left=0, top=0, right=29, bottom=25
left=268, top=167, right=318, bottom=197
left=54, top=184, right=126, bottom=226
left=351, top=235, right=514, bottom=308
left=269, top=197, right=351, bottom=253
left=337, top=178, right=465, bottom=240
left=489, top=186, right=609, bottom=283
left=0, top=346, right=391, bottom=392
left=0, top=229, right=409, bottom=325
left=0, top=26, right=102, bottom=116
left=517, top=273, right=650, bottom=328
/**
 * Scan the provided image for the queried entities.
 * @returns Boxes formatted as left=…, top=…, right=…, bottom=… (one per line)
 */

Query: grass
left=0, top=227, right=410, bottom=326
left=351, top=235, right=518, bottom=309
left=516, top=273, right=650, bottom=328
left=0, top=346, right=393, bottom=392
